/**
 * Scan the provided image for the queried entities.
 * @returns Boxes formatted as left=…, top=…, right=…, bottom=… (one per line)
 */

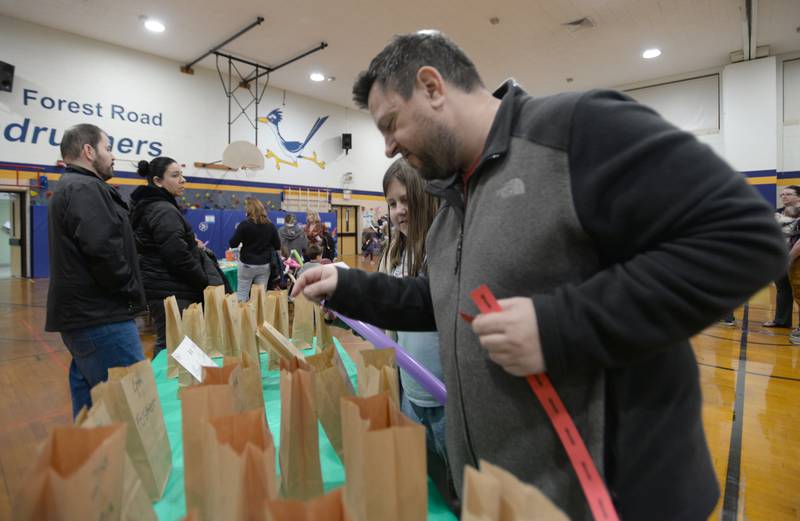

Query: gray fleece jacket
left=327, top=82, right=786, bottom=520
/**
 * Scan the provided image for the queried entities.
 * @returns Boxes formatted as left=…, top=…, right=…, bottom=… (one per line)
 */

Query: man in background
left=45, top=123, right=146, bottom=418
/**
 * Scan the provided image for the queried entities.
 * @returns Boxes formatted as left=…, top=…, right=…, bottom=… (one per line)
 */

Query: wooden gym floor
left=0, top=272, right=797, bottom=520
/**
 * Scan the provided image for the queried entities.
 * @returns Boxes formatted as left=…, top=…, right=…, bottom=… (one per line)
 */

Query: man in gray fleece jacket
left=293, top=32, right=787, bottom=520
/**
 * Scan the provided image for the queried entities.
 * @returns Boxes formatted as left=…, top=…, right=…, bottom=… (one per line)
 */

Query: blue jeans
left=401, top=392, right=447, bottom=463
left=60, top=320, right=145, bottom=418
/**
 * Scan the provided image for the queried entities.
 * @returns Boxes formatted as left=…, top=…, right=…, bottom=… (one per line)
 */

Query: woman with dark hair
left=130, top=157, right=209, bottom=357
left=229, top=198, right=281, bottom=302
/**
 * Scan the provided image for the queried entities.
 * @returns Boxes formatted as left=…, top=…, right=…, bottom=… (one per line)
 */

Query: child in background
left=378, top=158, right=451, bottom=499
left=297, top=243, right=325, bottom=277
left=361, top=227, right=380, bottom=264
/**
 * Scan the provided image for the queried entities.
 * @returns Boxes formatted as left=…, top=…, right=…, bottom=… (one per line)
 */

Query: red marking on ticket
left=470, top=284, right=503, bottom=314
left=468, top=285, right=619, bottom=521
left=459, top=312, right=475, bottom=323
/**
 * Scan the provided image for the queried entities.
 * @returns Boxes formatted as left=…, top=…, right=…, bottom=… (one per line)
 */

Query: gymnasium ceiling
left=1, top=0, right=799, bottom=109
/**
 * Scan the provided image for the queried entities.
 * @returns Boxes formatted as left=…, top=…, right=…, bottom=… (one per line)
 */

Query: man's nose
left=385, top=137, right=398, bottom=158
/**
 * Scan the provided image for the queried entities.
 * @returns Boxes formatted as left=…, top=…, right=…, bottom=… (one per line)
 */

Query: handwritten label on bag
left=172, top=336, right=217, bottom=382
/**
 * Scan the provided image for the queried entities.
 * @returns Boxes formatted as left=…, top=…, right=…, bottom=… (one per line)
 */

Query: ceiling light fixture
left=144, top=19, right=165, bottom=33
left=310, top=73, right=325, bottom=82
left=642, top=48, right=662, bottom=59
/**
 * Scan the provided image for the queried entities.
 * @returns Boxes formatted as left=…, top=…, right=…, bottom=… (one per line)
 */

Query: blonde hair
left=246, top=198, right=268, bottom=224
left=306, top=211, right=320, bottom=224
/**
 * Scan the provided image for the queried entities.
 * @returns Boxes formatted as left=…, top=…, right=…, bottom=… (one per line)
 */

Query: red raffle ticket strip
left=469, top=284, right=620, bottom=521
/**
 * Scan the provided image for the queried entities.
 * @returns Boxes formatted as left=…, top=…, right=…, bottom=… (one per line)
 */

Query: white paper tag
left=171, top=336, right=217, bottom=382
left=333, top=261, right=350, bottom=269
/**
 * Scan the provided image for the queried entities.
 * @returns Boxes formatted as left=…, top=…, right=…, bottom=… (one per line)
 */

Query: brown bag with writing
left=204, top=285, right=226, bottom=357
left=306, top=346, right=354, bottom=459
left=180, top=377, right=238, bottom=517
left=355, top=348, right=399, bottom=406
left=222, top=293, right=242, bottom=358
left=164, top=295, right=183, bottom=379
left=291, top=294, right=316, bottom=350
left=180, top=303, right=208, bottom=390
left=13, top=424, right=126, bottom=521
left=340, top=393, right=427, bottom=521
left=224, top=353, right=265, bottom=413
left=239, top=301, right=261, bottom=371
left=89, top=359, right=172, bottom=501
left=75, top=403, right=157, bottom=521
left=461, top=460, right=569, bottom=521
left=265, top=487, right=353, bottom=521
left=279, top=356, right=323, bottom=500
left=313, top=303, right=336, bottom=352
left=203, top=408, right=278, bottom=521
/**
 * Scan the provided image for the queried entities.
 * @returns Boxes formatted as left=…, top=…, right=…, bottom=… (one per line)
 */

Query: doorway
left=0, top=190, right=28, bottom=279
left=332, top=204, right=359, bottom=263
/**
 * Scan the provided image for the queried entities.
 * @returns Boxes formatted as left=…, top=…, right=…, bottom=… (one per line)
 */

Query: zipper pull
left=454, top=231, right=463, bottom=275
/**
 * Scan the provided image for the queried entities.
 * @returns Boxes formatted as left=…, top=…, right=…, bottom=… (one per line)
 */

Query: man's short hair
left=306, top=243, right=323, bottom=259
left=352, top=31, right=484, bottom=109
left=786, top=185, right=800, bottom=196
left=284, top=213, right=296, bottom=224
left=60, top=123, right=105, bottom=161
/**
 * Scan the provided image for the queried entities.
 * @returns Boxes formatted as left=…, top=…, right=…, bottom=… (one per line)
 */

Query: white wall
left=783, top=58, right=800, bottom=173
left=0, top=16, right=392, bottom=192
left=721, top=57, right=778, bottom=172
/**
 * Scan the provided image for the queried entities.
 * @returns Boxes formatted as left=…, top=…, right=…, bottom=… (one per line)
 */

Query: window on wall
left=784, top=59, right=800, bottom=125
left=625, top=75, right=720, bottom=135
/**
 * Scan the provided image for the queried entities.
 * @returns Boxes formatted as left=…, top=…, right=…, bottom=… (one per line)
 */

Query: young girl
left=378, top=159, right=447, bottom=465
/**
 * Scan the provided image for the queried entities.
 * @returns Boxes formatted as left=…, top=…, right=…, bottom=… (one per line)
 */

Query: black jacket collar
left=64, top=164, right=103, bottom=180
left=130, top=184, right=179, bottom=209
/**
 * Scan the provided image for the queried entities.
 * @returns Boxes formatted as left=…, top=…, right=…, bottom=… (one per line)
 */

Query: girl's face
left=155, top=162, right=185, bottom=197
left=385, top=177, right=409, bottom=236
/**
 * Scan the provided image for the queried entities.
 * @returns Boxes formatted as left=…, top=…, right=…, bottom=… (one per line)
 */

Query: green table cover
left=151, top=340, right=457, bottom=520
left=220, top=265, right=237, bottom=293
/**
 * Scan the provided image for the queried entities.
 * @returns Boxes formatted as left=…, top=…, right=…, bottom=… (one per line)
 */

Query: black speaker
left=342, top=133, right=352, bottom=154
left=0, top=61, right=13, bottom=93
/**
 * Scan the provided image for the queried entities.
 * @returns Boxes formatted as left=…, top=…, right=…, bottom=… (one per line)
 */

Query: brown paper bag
left=267, top=289, right=290, bottom=336
left=314, top=303, right=336, bottom=351
left=355, top=348, right=399, bottom=406
left=204, top=285, right=225, bottom=357
left=222, top=293, right=242, bottom=357
left=251, top=284, right=272, bottom=355
left=181, top=380, right=238, bottom=516
left=461, top=460, right=569, bottom=521
left=75, top=403, right=157, bottom=521
left=265, top=487, right=353, bottom=521
left=202, top=408, right=277, bottom=521
left=340, top=392, right=427, bottom=521
left=89, top=359, right=172, bottom=502
left=239, top=301, right=261, bottom=371
left=13, top=424, right=126, bottom=521
left=279, top=356, right=323, bottom=500
left=224, top=353, right=265, bottom=412
left=164, top=295, right=183, bottom=379
left=291, top=294, right=316, bottom=350
left=306, top=346, right=354, bottom=458
left=181, top=303, right=208, bottom=389
left=258, top=320, right=305, bottom=364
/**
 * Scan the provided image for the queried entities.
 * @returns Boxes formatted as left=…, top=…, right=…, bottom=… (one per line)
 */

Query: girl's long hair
left=381, top=159, right=439, bottom=277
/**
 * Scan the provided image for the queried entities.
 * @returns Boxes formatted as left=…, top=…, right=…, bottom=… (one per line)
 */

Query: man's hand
left=291, top=264, right=339, bottom=303
left=471, top=297, right=545, bottom=376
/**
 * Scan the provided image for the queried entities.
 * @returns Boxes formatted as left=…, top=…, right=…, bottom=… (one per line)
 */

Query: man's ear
left=82, top=143, right=95, bottom=162
left=416, top=66, right=445, bottom=109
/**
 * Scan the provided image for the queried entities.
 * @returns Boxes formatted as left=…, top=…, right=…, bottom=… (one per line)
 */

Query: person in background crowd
left=763, top=185, right=800, bottom=327
left=130, top=157, right=209, bottom=358
left=278, top=213, right=308, bottom=259
left=45, top=123, right=146, bottom=418
left=293, top=31, right=787, bottom=519
left=229, top=198, right=280, bottom=302
left=304, top=211, right=325, bottom=255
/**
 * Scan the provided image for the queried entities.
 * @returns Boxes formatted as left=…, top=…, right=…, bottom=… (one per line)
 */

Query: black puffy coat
left=129, top=185, right=208, bottom=301
left=45, top=166, right=146, bottom=332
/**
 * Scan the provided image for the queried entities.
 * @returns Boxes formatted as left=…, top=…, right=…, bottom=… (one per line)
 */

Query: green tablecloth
left=151, top=340, right=457, bottom=520
left=220, top=264, right=237, bottom=293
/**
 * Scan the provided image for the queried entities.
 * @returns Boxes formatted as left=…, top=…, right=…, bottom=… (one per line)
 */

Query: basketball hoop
left=222, top=141, right=264, bottom=171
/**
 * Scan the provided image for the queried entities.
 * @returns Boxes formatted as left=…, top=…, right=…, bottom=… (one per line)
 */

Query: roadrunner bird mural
left=258, top=108, right=329, bottom=170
